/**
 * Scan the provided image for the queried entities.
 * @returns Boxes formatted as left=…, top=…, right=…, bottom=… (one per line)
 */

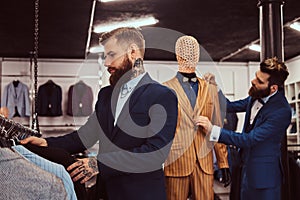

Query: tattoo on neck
left=131, top=58, right=145, bottom=79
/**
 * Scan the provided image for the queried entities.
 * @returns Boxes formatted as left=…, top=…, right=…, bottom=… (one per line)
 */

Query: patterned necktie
left=120, top=84, right=133, bottom=98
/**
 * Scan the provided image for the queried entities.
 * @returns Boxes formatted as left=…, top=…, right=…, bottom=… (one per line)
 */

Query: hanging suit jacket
left=67, top=81, right=93, bottom=116
left=46, top=73, right=178, bottom=200
left=219, top=91, right=291, bottom=199
left=163, top=77, right=229, bottom=177
left=37, top=80, right=62, bottom=116
left=1, top=81, right=31, bottom=119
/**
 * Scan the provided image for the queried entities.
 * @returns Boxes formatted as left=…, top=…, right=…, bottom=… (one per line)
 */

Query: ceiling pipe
left=258, top=0, right=284, bottom=61
left=257, top=1, right=290, bottom=200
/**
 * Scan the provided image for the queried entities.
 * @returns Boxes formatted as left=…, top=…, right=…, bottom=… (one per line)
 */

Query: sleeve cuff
left=210, top=125, right=221, bottom=142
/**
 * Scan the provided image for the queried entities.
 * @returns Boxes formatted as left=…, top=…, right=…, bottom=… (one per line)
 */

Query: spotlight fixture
left=99, top=0, right=122, bottom=2
left=248, top=44, right=261, bottom=52
left=93, top=16, right=159, bottom=33
left=290, top=22, right=300, bottom=32
left=89, top=45, right=104, bottom=53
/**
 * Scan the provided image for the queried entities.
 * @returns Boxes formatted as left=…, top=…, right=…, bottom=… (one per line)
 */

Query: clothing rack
left=0, top=115, right=41, bottom=147
left=1, top=74, right=99, bottom=79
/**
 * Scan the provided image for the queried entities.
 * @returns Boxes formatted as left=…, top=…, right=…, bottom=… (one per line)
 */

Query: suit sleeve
left=209, top=84, right=229, bottom=169
left=24, top=84, right=31, bottom=117
left=226, top=96, right=250, bottom=113
left=1, top=85, right=8, bottom=107
left=219, top=106, right=291, bottom=148
left=46, top=112, right=100, bottom=154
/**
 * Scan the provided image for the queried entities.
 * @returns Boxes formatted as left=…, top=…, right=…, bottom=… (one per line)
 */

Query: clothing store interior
left=1, top=0, right=300, bottom=200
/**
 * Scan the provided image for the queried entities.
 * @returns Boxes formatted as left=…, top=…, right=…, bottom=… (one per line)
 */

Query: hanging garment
left=67, top=81, right=93, bottom=116
left=1, top=81, right=31, bottom=119
left=12, top=145, right=77, bottom=200
left=37, top=80, right=62, bottom=116
left=0, top=148, right=67, bottom=199
left=24, top=144, right=87, bottom=200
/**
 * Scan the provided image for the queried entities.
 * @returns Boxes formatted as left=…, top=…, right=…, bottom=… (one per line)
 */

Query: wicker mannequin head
left=175, top=36, right=200, bottom=73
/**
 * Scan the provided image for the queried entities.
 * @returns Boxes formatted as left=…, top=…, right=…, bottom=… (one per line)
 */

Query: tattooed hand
left=67, top=157, right=99, bottom=184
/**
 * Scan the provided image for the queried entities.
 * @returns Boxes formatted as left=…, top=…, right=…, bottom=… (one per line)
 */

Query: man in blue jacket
left=21, top=27, right=178, bottom=200
left=195, top=57, right=291, bottom=200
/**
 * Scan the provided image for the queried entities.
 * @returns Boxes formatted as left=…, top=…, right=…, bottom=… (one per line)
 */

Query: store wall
left=286, top=55, right=300, bottom=84
left=0, top=58, right=255, bottom=133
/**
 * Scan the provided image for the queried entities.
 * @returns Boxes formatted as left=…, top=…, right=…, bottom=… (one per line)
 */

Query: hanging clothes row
left=0, top=115, right=79, bottom=200
left=1, top=80, right=94, bottom=118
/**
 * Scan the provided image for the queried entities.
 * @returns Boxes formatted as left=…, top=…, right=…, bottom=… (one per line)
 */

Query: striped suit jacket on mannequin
left=164, top=77, right=229, bottom=200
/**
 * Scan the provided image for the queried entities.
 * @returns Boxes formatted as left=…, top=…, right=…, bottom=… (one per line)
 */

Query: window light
left=93, top=16, right=159, bottom=33
left=248, top=44, right=261, bottom=52
left=290, top=22, right=300, bottom=32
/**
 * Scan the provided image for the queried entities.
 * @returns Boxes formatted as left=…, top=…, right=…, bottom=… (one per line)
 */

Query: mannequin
left=163, top=36, right=231, bottom=200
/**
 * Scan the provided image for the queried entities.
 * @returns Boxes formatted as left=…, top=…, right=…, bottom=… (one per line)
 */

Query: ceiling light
left=89, top=45, right=104, bottom=53
left=248, top=44, right=261, bottom=52
left=99, top=0, right=121, bottom=2
left=290, top=22, right=300, bottom=32
left=94, top=16, right=159, bottom=33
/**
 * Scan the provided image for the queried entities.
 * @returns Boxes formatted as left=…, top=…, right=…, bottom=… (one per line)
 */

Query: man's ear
left=270, top=84, right=278, bottom=93
left=128, top=43, right=139, bottom=60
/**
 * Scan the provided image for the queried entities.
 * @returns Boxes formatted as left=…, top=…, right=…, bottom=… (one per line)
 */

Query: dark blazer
left=37, top=80, right=62, bottom=116
left=67, top=81, right=93, bottom=116
left=219, top=91, right=291, bottom=200
left=46, top=73, right=178, bottom=200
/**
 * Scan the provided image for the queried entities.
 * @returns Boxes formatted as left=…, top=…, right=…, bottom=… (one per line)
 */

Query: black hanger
left=13, top=80, right=20, bottom=87
left=46, top=79, right=54, bottom=84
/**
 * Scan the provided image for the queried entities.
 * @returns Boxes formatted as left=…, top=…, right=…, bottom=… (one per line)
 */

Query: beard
left=109, top=55, right=134, bottom=87
left=248, top=85, right=271, bottom=99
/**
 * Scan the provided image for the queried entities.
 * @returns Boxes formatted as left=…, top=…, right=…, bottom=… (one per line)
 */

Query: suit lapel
left=165, top=78, right=194, bottom=121
left=110, top=73, right=153, bottom=141
left=193, top=78, right=209, bottom=117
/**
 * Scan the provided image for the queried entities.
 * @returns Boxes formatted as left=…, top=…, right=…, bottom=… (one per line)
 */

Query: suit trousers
left=165, top=161, right=214, bottom=200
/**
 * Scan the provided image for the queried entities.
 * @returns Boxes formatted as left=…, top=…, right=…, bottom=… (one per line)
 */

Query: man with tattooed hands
left=196, top=57, right=291, bottom=200
left=21, top=27, right=178, bottom=200
left=67, top=157, right=99, bottom=185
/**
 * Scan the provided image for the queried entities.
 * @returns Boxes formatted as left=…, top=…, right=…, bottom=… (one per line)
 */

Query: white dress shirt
left=114, top=73, right=146, bottom=126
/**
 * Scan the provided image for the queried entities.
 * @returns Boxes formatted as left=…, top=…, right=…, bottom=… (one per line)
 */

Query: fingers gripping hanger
left=30, top=0, right=40, bottom=133
left=0, top=115, right=41, bottom=147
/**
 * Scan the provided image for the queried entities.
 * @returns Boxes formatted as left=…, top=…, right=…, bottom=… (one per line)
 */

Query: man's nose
left=103, top=58, right=111, bottom=67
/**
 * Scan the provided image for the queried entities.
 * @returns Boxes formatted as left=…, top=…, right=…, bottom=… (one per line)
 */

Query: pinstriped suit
left=163, top=75, right=229, bottom=200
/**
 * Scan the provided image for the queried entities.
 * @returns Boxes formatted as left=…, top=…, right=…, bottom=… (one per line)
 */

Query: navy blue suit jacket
left=47, top=73, right=178, bottom=200
left=218, top=91, right=291, bottom=198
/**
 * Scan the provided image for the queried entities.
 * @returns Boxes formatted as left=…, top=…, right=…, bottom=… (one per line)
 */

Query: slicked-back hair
left=99, top=27, right=145, bottom=57
left=260, top=57, right=289, bottom=90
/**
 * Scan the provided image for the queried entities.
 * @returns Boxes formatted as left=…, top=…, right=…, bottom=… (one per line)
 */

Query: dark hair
left=99, top=27, right=145, bottom=56
left=260, top=57, right=289, bottom=90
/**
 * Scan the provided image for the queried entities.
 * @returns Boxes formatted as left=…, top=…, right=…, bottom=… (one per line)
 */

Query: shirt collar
left=123, top=72, right=146, bottom=90
left=176, top=71, right=197, bottom=83
left=261, top=90, right=277, bottom=104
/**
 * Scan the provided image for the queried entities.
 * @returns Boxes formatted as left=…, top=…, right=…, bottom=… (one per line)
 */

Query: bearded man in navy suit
left=22, top=27, right=178, bottom=200
left=195, top=57, right=291, bottom=200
